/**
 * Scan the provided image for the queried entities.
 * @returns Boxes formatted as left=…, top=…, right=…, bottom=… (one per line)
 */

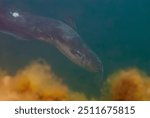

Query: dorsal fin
left=62, top=16, right=78, bottom=31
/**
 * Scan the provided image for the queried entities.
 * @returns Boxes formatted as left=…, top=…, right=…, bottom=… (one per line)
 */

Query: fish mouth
left=82, top=48, right=103, bottom=73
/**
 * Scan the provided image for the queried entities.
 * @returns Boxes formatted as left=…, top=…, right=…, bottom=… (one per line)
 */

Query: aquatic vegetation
left=0, top=61, right=87, bottom=101
left=102, top=69, right=150, bottom=101
left=0, top=61, right=150, bottom=101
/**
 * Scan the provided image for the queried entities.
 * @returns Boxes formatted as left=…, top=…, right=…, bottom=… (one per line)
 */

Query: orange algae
left=0, top=62, right=150, bottom=101
left=0, top=62, right=87, bottom=101
left=105, top=69, right=150, bottom=101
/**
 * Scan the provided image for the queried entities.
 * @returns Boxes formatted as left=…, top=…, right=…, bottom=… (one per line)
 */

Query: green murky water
left=0, top=0, right=150, bottom=98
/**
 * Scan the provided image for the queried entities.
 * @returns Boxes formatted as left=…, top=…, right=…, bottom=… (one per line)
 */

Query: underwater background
left=0, top=0, right=150, bottom=100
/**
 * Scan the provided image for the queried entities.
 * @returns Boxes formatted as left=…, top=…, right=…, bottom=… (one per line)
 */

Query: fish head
left=69, top=42, right=103, bottom=73
left=53, top=21, right=103, bottom=73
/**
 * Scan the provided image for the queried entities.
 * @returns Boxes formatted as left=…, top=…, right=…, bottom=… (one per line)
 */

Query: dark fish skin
left=0, top=7, right=103, bottom=73
left=0, top=7, right=60, bottom=41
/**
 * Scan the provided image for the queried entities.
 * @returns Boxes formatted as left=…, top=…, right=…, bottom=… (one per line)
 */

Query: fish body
left=0, top=7, right=103, bottom=73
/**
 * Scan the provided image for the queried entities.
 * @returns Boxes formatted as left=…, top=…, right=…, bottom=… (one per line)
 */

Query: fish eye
left=70, top=49, right=82, bottom=57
